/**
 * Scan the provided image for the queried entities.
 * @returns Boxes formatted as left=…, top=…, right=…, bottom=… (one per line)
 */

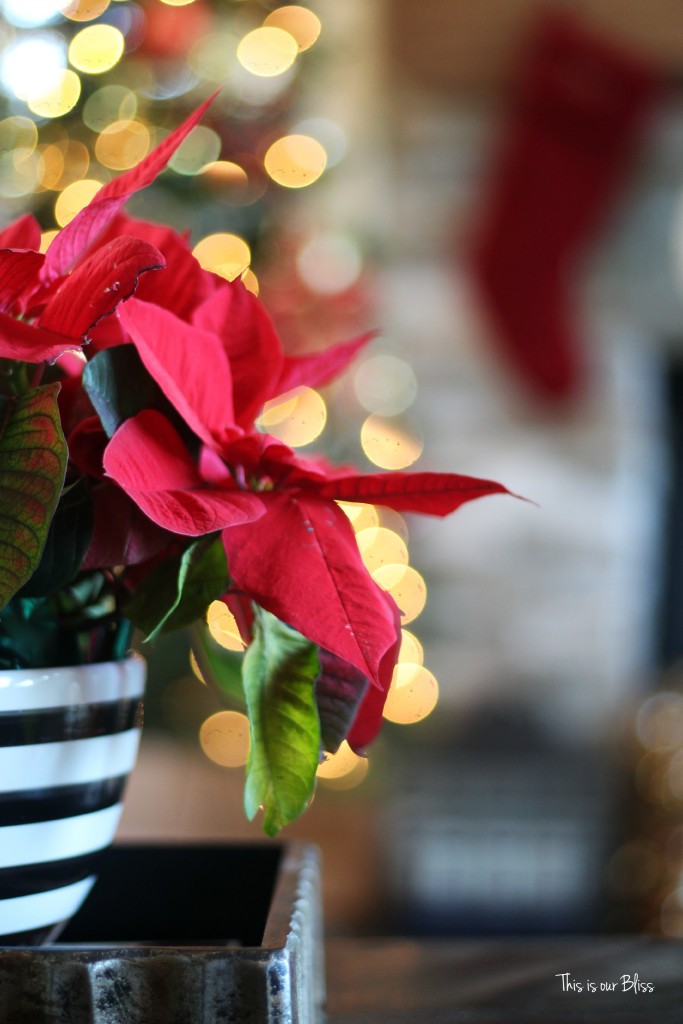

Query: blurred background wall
left=4, top=0, right=683, bottom=938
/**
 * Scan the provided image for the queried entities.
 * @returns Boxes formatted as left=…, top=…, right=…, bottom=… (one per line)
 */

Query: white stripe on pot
left=0, top=657, right=145, bottom=713
left=0, top=877, right=96, bottom=935
left=0, top=804, right=123, bottom=869
left=0, top=729, right=142, bottom=794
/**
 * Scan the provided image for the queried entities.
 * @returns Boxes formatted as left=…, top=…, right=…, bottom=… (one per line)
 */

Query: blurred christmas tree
left=0, top=1, right=324, bottom=273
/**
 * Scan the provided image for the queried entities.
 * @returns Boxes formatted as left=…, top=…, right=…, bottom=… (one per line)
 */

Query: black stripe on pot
left=0, top=851, right=105, bottom=900
left=0, top=699, right=143, bottom=747
left=0, top=776, right=127, bottom=827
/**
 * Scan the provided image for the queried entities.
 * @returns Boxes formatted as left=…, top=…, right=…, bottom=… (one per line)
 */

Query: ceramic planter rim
left=0, top=653, right=146, bottom=713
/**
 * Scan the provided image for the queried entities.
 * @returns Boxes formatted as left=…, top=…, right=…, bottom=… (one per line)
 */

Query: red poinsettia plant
left=0, top=98, right=513, bottom=832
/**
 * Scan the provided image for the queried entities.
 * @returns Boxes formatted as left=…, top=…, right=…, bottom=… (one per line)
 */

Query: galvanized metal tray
left=0, top=841, right=324, bottom=1024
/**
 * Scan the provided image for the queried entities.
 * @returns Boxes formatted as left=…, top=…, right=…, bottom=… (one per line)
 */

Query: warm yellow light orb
left=376, top=506, right=409, bottom=542
left=199, top=711, right=251, bottom=767
left=237, top=27, right=298, bottom=77
left=317, top=741, right=369, bottom=788
left=317, top=741, right=361, bottom=779
left=28, top=69, right=81, bottom=119
left=264, top=6, right=321, bottom=52
left=336, top=502, right=380, bottom=533
left=54, top=178, right=103, bottom=227
left=96, top=119, right=150, bottom=171
left=60, top=0, right=110, bottom=20
left=399, top=629, right=424, bottom=665
left=241, top=267, right=260, bottom=295
left=383, top=663, right=439, bottom=724
left=68, top=24, right=125, bottom=75
left=206, top=600, right=246, bottom=652
left=189, top=649, right=207, bottom=684
left=360, top=415, right=423, bottom=470
left=39, top=140, right=90, bottom=192
left=259, top=387, right=327, bottom=447
left=356, top=526, right=409, bottom=573
left=264, top=134, right=326, bottom=189
left=200, top=159, right=249, bottom=189
left=372, top=564, right=427, bottom=624
left=192, top=232, right=251, bottom=282
left=39, top=229, right=60, bottom=254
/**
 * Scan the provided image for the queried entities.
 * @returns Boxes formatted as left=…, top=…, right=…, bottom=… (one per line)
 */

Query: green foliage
left=124, top=535, right=229, bottom=641
left=82, top=344, right=166, bottom=438
left=0, top=384, right=68, bottom=611
left=18, top=479, right=93, bottom=597
left=243, top=607, right=321, bottom=835
left=191, top=623, right=245, bottom=706
left=0, top=572, right=132, bottom=668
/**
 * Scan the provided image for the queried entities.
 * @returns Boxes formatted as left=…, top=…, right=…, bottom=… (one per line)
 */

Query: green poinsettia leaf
left=0, top=383, right=67, bottom=611
left=191, top=623, right=245, bottom=706
left=243, top=607, right=321, bottom=836
left=82, top=344, right=165, bottom=438
left=124, top=534, right=229, bottom=641
left=18, top=479, right=93, bottom=597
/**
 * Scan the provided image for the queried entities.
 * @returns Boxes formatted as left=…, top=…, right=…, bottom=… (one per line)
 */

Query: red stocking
left=470, top=10, right=663, bottom=403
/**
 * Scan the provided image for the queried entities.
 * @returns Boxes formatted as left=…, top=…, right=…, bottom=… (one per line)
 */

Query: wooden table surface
left=324, top=937, right=683, bottom=1023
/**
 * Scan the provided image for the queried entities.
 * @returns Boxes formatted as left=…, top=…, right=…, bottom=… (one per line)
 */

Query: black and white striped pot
left=0, top=655, right=145, bottom=945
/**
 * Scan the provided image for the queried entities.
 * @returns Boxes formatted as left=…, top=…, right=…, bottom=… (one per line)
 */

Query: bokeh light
left=376, top=505, right=409, bottom=541
left=355, top=355, right=418, bottom=416
left=263, top=6, right=322, bottom=52
left=1, top=34, right=66, bottom=102
left=83, top=84, right=137, bottom=131
left=241, top=267, right=260, bottom=295
left=383, top=663, right=439, bottom=724
left=159, top=0, right=197, bottom=6
left=399, top=629, right=424, bottom=665
left=169, top=125, right=221, bottom=176
left=337, top=501, right=380, bottom=533
left=296, top=233, right=362, bottom=294
left=264, top=134, right=326, bottom=189
left=199, top=710, right=251, bottom=768
left=206, top=599, right=246, bottom=652
left=54, top=178, right=103, bottom=226
left=188, top=31, right=239, bottom=83
left=38, top=139, right=90, bottom=191
left=372, top=564, right=427, bottom=624
left=40, top=229, right=60, bottom=253
left=360, top=415, right=423, bottom=469
left=385, top=663, right=438, bottom=729
left=259, top=386, right=327, bottom=447
left=293, top=116, right=347, bottom=168
left=0, top=116, right=38, bottom=157
left=237, top=27, right=298, bottom=78
left=189, top=649, right=206, bottom=684
left=60, top=0, right=110, bottom=20
left=317, top=740, right=369, bottom=789
left=2, top=0, right=63, bottom=28
left=199, top=160, right=250, bottom=204
left=28, top=69, right=81, bottom=119
left=192, top=232, right=251, bottom=281
left=356, top=526, right=409, bottom=573
left=0, top=148, right=40, bottom=199
left=636, top=693, right=683, bottom=750
left=96, top=118, right=150, bottom=170
left=68, top=24, right=125, bottom=74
